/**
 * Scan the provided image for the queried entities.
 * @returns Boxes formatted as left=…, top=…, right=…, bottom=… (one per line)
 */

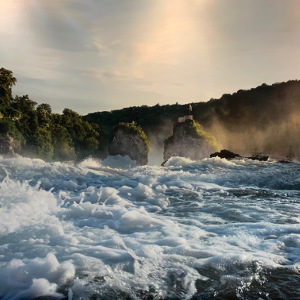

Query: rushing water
left=0, top=154, right=300, bottom=300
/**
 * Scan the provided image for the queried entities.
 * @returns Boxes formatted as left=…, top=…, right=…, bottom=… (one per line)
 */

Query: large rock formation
left=0, top=133, right=18, bottom=156
left=108, top=122, right=149, bottom=166
left=163, top=119, right=218, bottom=161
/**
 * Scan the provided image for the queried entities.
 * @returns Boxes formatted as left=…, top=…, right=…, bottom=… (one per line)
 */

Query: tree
left=12, top=95, right=39, bottom=148
left=12, top=95, right=37, bottom=112
left=60, top=108, right=103, bottom=158
left=63, top=108, right=80, bottom=118
left=0, top=68, right=17, bottom=104
left=52, top=124, right=76, bottom=161
left=0, top=118, right=24, bottom=151
left=37, top=103, right=52, bottom=114
left=35, top=127, right=53, bottom=160
left=37, top=103, right=52, bottom=129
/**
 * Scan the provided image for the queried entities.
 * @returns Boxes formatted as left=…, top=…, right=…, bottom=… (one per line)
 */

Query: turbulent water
left=0, top=154, right=300, bottom=300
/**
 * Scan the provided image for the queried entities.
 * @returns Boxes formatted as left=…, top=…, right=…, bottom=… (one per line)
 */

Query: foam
left=0, top=176, right=58, bottom=236
left=0, top=155, right=299, bottom=298
left=0, top=253, right=74, bottom=299
left=77, top=157, right=102, bottom=169
left=204, top=156, right=239, bottom=167
left=164, top=156, right=195, bottom=167
left=118, top=209, right=162, bottom=233
left=101, top=155, right=137, bottom=169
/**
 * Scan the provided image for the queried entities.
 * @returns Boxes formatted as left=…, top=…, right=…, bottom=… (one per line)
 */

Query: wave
left=0, top=155, right=299, bottom=299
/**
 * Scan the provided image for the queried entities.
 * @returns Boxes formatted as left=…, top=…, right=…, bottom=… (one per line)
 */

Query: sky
left=1, top=0, right=300, bottom=115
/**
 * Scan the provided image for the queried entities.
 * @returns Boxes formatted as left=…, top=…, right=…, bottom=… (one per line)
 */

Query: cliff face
left=164, top=119, right=217, bottom=161
left=0, top=133, right=18, bottom=156
left=108, top=123, right=149, bottom=165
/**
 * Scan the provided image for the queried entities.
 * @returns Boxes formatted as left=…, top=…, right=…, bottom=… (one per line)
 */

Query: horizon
left=1, top=0, right=300, bottom=114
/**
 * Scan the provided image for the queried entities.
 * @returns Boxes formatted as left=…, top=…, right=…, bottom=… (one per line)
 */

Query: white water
left=0, top=155, right=300, bottom=299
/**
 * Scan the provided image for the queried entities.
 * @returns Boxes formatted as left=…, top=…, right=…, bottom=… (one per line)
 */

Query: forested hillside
left=85, top=80, right=300, bottom=157
left=1, top=67, right=299, bottom=160
left=0, top=68, right=104, bottom=160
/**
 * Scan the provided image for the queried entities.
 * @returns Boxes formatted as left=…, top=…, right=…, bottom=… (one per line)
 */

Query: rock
left=161, top=160, right=168, bottom=167
left=0, top=133, right=18, bottom=156
left=108, top=122, right=149, bottom=166
left=246, top=154, right=269, bottom=161
left=210, top=149, right=241, bottom=159
left=163, top=119, right=217, bottom=161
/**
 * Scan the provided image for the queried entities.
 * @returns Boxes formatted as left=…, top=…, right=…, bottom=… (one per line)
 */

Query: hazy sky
left=1, top=0, right=300, bottom=114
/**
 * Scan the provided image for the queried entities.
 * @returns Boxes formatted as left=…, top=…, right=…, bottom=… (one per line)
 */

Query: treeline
left=0, top=68, right=104, bottom=160
left=2, top=66, right=300, bottom=161
left=85, top=80, right=300, bottom=157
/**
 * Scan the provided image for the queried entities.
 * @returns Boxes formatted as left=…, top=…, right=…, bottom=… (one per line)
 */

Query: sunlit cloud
left=0, top=1, right=30, bottom=34
left=87, top=1, right=213, bottom=89
left=133, top=2, right=192, bottom=65
left=1, top=0, right=300, bottom=113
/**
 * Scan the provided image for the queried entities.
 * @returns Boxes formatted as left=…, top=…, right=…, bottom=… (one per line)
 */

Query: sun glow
left=0, top=1, right=24, bottom=35
left=133, top=1, right=207, bottom=66
left=116, top=0, right=214, bottom=89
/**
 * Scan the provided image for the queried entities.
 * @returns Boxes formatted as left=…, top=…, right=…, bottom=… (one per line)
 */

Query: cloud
left=87, top=68, right=154, bottom=88
left=20, top=1, right=91, bottom=52
left=1, top=0, right=300, bottom=114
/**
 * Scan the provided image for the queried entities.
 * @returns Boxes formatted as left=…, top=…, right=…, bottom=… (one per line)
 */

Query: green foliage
left=52, top=124, right=76, bottom=161
left=0, top=67, right=16, bottom=104
left=0, top=68, right=105, bottom=161
left=0, top=118, right=24, bottom=150
left=12, top=95, right=39, bottom=146
left=37, top=103, right=52, bottom=114
left=12, top=95, right=37, bottom=112
left=37, top=103, right=52, bottom=129
left=35, top=127, right=54, bottom=160
left=3, top=67, right=300, bottom=160
left=117, top=121, right=150, bottom=152
left=85, top=80, right=300, bottom=157
left=63, top=108, right=80, bottom=118
left=189, top=121, right=218, bottom=150
left=84, top=103, right=185, bottom=138
left=165, top=120, right=218, bottom=151
left=5, top=107, right=21, bottom=119
left=59, top=108, right=103, bottom=159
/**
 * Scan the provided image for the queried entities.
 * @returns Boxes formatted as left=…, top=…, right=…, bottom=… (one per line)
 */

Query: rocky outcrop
left=210, top=149, right=270, bottom=161
left=108, top=122, right=149, bottom=166
left=0, top=133, right=18, bottom=156
left=210, top=149, right=241, bottom=159
left=246, top=154, right=269, bottom=161
left=163, top=119, right=217, bottom=161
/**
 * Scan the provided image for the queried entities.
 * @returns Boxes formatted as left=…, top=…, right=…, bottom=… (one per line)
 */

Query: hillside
left=0, top=68, right=104, bottom=161
left=2, top=66, right=300, bottom=161
left=85, top=80, right=300, bottom=158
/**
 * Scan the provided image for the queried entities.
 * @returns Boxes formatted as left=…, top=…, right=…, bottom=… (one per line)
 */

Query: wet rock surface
left=164, top=120, right=217, bottom=161
left=109, top=124, right=148, bottom=165
left=210, top=149, right=241, bottom=159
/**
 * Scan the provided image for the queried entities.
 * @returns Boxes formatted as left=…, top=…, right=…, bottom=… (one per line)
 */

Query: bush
left=190, top=121, right=218, bottom=150
left=116, top=122, right=150, bottom=152
left=0, top=118, right=24, bottom=150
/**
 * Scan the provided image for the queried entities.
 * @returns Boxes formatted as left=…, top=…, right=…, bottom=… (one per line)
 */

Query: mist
left=203, top=82, right=300, bottom=159
left=147, top=119, right=174, bottom=165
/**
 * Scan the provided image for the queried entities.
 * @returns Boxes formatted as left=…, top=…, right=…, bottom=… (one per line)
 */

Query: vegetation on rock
left=86, top=80, right=300, bottom=158
left=109, top=122, right=149, bottom=165
left=115, top=122, right=150, bottom=153
left=2, top=66, right=300, bottom=161
left=163, top=119, right=218, bottom=161
left=188, top=120, right=218, bottom=150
